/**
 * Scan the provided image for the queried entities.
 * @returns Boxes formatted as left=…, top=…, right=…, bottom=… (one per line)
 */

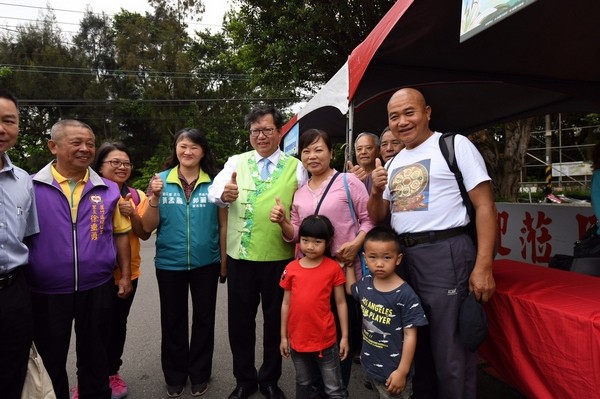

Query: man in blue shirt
left=0, top=88, right=40, bottom=399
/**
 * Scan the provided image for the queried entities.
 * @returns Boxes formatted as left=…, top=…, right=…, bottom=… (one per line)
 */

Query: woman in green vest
left=142, top=128, right=227, bottom=398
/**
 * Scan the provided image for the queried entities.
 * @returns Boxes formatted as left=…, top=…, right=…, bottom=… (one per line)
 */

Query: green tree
left=225, top=0, right=396, bottom=99
left=0, top=8, right=96, bottom=171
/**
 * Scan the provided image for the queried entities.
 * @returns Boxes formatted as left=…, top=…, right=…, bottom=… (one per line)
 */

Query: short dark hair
left=92, top=142, right=131, bottom=176
left=363, top=226, right=401, bottom=253
left=0, top=87, right=18, bottom=109
left=299, top=128, right=332, bottom=153
left=299, top=215, right=335, bottom=257
left=164, top=128, right=219, bottom=178
left=299, top=214, right=335, bottom=241
left=244, top=105, right=284, bottom=129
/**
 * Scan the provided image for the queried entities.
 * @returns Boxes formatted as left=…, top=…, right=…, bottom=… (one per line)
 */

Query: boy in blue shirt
left=346, top=226, right=428, bottom=398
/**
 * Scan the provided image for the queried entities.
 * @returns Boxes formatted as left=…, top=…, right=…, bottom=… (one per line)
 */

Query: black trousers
left=156, top=264, right=220, bottom=386
left=226, top=256, right=288, bottom=388
left=31, top=280, right=114, bottom=399
left=108, top=278, right=138, bottom=375
left=0, top=267, right=33, bottom=399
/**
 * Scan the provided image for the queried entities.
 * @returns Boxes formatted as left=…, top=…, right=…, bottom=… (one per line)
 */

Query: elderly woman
left=270, top=128, right=374, bottom=391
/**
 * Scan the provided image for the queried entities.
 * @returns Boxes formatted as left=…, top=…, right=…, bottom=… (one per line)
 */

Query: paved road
left=66, top=236, right=524, bottom=399
left=67, top=235, right=375, bottom=398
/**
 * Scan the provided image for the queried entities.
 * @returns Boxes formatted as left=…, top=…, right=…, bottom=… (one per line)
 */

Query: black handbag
left=573, top=223, right=600, bottom=258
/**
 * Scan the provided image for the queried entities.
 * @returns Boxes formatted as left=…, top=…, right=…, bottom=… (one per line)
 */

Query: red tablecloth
left=479, top=259, right=600, bottom=398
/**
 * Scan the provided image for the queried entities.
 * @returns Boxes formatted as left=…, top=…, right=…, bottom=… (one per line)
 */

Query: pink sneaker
left=109, top=374, right=129, bottom=399
left=70, top=385, right=79, bottom=399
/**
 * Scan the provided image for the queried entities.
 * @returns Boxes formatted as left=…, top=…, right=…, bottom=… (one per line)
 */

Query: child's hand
left=338, top=337, right=349, bottom=361
left=385, top=370, right=407, bottom=395
left=279, top=338, right=290, bottom=358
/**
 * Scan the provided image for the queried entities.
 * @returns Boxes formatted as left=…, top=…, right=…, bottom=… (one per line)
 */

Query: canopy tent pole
left=346, top=102, right=355, bottom=168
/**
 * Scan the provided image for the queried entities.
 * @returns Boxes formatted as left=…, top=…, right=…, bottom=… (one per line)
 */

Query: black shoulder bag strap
left=439, top=133, right=498, bottom=257
left=314, top=172, right=340, bottom=215
left=439, top=133, right=472, bottom=216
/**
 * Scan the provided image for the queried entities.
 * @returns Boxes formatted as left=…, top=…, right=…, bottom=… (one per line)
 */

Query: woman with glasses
left=142, top=128, right=227, bottom=398
left=91, top=142, right=152, bottom=399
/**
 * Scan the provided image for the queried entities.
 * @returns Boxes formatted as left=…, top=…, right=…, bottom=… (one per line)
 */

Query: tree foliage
left=1, top=1, right=596, bottom=200
left=225, top=0, right=396, bottom=97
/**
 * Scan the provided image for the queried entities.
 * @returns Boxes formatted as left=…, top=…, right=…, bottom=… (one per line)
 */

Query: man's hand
left=370, top=158, right=388, bottom=194
left=117, top=276, right=133, bottom=299
left=469, top=262, right=496, bottom=303
left=347, top=160, right=367, bottom=182
left=221, top=172, right=239, bottom=203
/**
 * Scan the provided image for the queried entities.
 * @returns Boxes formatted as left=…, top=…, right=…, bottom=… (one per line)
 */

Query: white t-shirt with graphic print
left=383, top=132, right=490, bottom=234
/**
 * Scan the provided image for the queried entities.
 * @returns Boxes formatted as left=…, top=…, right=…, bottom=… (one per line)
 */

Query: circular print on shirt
left=391, top=163, right=428, bottom=212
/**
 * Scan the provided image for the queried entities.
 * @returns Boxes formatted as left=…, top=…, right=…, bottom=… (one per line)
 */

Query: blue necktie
left=260, top=158, right=271, bottom=180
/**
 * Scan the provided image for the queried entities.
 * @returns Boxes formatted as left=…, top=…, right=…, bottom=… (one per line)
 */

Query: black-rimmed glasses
left=104, top=160, right=133, bottom=169
left=249, top=127, right=276, bottom=138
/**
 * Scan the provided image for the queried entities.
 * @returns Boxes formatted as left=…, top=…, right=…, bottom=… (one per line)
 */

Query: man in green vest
left=209, top=105, right=308, bottom=399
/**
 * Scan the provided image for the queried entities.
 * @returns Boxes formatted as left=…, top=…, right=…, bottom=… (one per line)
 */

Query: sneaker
left=167, top=385, right=185, bottom=398
left=70, top=386, right=79, bottom=399
left=109, top=373, right=129, bottom=399
left=191, top=382, right=208, bottom=396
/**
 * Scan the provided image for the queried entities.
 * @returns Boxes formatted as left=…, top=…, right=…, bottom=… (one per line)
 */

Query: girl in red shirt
left=279, top=215, right=349, bottom=398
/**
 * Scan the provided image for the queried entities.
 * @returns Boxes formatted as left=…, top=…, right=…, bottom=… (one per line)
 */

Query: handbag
left=21, top=342, right=56, bottom=399
left=573, top=223, right=600, bottom=258
left=343, top=173, right=369, bottom=278
left=458, top=292, right=488, bottom=352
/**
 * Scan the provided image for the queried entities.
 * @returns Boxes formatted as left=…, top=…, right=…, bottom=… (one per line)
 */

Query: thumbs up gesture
left=347, top=160, right=367, bottom=182
left=270, top=196, right=286, bottom=224
left=150, top=174, right=164, bottom=197
left=371, top=158, right=388, bottom=194
left=119, top=192, right=134, bottom=217
left=221, top=172, right=239, bottom=203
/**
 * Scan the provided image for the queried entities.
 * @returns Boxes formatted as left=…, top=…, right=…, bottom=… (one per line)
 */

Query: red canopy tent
left=282, top=0, right=600, bottom=146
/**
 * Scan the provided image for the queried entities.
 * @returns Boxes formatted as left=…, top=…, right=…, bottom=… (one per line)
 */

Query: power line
left=2, top=64, right=252, bottom=80
left=0, top=2, right=222, bottom=29
left=0, top=15, right=80, bottom=26
left=18, top=97, right=307, bottom=106
left=0, top=2, right=82, bottom=15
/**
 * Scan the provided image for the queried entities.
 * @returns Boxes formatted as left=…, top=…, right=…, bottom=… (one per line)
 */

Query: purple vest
left=27, top=164, right=122, bottom=294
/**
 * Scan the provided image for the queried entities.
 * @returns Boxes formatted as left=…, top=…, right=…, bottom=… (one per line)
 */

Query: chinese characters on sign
left=495, top=203, right=597, bottom=265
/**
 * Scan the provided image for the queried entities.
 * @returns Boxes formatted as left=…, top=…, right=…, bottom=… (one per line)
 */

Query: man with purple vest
left=26, top=119, right=132, bottom=399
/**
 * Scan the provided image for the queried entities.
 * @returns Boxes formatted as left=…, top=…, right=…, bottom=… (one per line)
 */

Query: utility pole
left=544, top=114, right=552, bottom=196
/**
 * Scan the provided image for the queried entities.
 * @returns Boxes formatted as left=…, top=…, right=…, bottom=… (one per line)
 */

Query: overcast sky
left=0, top=0, right=231, bottom=35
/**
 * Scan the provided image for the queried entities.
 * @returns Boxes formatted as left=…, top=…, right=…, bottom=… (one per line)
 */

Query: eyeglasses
left=104, top=160, right=133, bottom=169
left=249, top=127, right=277, bottom=138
